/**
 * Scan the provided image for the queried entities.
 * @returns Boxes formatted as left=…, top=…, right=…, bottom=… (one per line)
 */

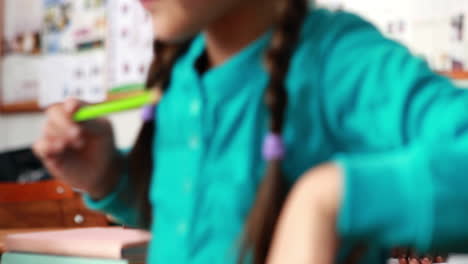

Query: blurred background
left=318, top=0, right=468, bottom=75
left=0, top=0, right=152, bottom=239
left=0, top=0, right=467, bottom=262
left=0, top=0, right=153, bottom=153
left=1, top=0, right=468, bottom=153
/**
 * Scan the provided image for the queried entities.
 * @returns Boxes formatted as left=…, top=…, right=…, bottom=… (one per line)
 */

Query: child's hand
left=33, top=98, right=123, bottom=200
left=267, top=164, right=343, bottom=264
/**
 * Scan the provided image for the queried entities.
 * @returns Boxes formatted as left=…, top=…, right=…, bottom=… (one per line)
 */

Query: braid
left=129, top=40, right=191, bottom=229
left=145, top=41, right=187, bottom=91
left=240, top=0, right=308, bottom=263
left=129, top=0, right=308, bottom=257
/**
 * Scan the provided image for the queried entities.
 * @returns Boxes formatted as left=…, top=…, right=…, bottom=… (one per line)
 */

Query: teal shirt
left=85, top=8, right=468, bottom=263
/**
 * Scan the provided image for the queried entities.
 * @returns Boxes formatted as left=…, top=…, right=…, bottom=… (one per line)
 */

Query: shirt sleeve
left=320, top=11, right=468, bottom=252
left=82, top=150, right=140, bottom=228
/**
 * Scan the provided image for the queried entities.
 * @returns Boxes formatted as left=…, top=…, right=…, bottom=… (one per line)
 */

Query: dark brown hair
left=129, top=0, right=308, bottom=263
left=128, top=40, right=192, bottom=228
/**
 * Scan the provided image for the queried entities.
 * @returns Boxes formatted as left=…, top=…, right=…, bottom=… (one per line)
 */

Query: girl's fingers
left=47, top=107, right=80, bottom=139
left=33, top=138, right=64, bottom=179
left=80, top=117, right=112, bottom=136
left=33, top=135, right=63, bottom=160
left=43, top=118, right=85, bottom=150
left=36, top=113, right=82, bottom=160
left=63, top=97, right=83, bottom=114
left=45, top=98, right=87, bottom=149
left=37, top=97, right=109, bottom=158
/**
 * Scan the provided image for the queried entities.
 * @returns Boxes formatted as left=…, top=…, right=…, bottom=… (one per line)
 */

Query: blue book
left=1, top=252, right=145, bottom=264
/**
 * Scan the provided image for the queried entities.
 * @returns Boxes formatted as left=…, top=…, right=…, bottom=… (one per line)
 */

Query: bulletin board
left=0, top=0, right=154, bottom=113
left=316, top=0, right=468, bottom=80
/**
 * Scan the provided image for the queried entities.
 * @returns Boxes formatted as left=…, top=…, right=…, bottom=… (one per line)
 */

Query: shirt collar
left=183, top=30, right=273, bottom=100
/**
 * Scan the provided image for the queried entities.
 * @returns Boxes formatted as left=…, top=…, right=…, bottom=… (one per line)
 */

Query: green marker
left=73, top=90, right=160, bottom=122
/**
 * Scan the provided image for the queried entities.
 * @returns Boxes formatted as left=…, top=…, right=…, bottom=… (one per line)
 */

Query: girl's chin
left=154, top=32, right=193, bottom=44
left=140, top=0, right=157, bottom=10
left=153, top=22, right=200, bottom=43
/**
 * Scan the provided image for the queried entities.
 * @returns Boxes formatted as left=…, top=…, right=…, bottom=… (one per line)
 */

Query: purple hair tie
left=141, top=104, right=157, bottom=122
left=262, top=133, right=285, bottom=161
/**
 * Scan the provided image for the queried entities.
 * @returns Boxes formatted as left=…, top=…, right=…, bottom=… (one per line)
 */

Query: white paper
left=2, top=0, right=154, bottom=108
left=106, top=0, right=154, bottom=92
left=39, top=50, right=107, bottom=107
left=336, top=0, right=468, bottom=72
left=42, top=0, right=107, bottom=53
left=1, top=55, right=41, bottom=104
left=4, top=0, right=43, bottom=41
left=3, top=0, right=43, bottom=55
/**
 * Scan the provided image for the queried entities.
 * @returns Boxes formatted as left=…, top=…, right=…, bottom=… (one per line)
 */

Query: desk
left=0, top=228, right=67, bottom=254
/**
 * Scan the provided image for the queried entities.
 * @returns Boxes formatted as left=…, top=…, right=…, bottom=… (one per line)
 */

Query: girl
left=33, top=0, right=468, bottom=263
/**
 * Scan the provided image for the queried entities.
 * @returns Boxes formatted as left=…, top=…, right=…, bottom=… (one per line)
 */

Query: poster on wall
left=1, top=56, right=41, bottom=105
left=107, top=0, right=154, bottom=93
left=38, top=0, right=108, bottom=107
left=320, top=0, right=468, bottom=74
left=1, top=0, right=154, bottom=110
left=3, top=0, right=43, bottom=56
left=315, top=0, right=344, bottom=10
left=0, top=0, right=43, bottom=106
left=38, top=50, right=106, bottom=106
left=42, top=0, right=107, bottom=53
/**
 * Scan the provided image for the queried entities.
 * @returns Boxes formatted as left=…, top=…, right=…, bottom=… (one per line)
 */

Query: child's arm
left=83, top=169, right=140, bottom=227
left=268, top=11, right=468, bottom=262
left=267, top=164, right=342, bottom=264
left=34, top=98, right=140, bottom=227
left=322, top=12, right=468, bottom=254
left=321, top=12, right=468, bottom=253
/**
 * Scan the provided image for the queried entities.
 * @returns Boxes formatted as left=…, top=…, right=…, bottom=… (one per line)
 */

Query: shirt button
left=183, top=180, right=193, bottom=193
left=177, top=222, right=188, bottom=235
left=189, top=136, right=200, bottom=149
left=189, top=100, right=200, bottom=116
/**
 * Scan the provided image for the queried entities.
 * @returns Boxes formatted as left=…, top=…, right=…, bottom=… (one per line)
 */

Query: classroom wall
left=0, top=109, right=141, bottom=152
left=317, top=0, right=468, bottom=72
left=0, top=79, right=466, bottom=153
left=1, top=0, right=468, bottom=153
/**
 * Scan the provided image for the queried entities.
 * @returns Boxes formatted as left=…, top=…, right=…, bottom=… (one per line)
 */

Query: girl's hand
left=267, top=163, right=343, bottom=264
left=33, top=98, right=122, bottom=200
